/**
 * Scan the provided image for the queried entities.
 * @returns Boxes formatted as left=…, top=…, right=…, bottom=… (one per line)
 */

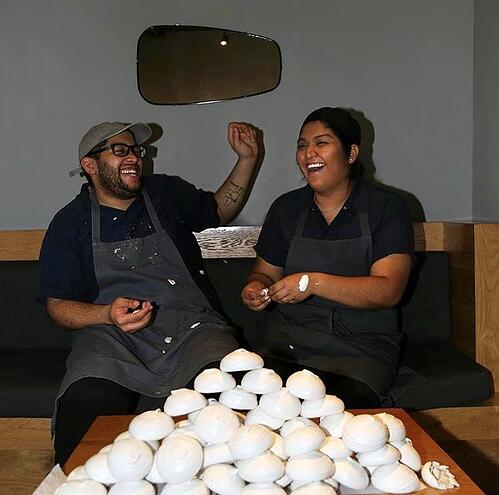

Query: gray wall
left=474, top=0, right=499, bottom=221
left=1, top=0, right=476, bottom=229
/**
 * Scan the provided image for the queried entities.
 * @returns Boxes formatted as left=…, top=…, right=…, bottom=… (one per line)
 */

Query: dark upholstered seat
left=0, top=253, right=493, bottom=417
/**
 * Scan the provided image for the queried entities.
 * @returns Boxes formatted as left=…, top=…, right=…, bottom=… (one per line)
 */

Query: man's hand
left=268, top=273, right=311, bottom=305
left=228, top=122, right=259, bottom=161
left=241, top=280, right=271, bottom=312
left=109, top=297, right=154, bottom=333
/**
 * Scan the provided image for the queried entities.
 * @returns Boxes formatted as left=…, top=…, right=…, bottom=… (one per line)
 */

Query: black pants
left=54, top=377, right=162, bottom=466
left=54, top=362, right=217, bottom=467
left=263, top=357, right=382, bottom=409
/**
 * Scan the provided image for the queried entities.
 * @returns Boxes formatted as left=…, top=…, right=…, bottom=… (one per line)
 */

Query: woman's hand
left=268, top=273, right=311, bottom=304
left=241, top=280, right=271, bottom=312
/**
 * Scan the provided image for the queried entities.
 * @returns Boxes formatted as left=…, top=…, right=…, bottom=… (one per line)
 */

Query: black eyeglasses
left=89, top=143, right=147, bottom=158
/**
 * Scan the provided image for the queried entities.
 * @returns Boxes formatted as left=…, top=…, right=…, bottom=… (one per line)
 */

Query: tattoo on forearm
left=223, top=181, right=244, bottom=206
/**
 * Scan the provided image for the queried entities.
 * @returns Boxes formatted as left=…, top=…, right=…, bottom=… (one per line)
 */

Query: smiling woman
left=241, top=107, right=414, bottom=408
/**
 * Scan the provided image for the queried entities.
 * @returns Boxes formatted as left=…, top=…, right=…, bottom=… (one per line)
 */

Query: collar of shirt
left=308, top=178, right=370, bottom=216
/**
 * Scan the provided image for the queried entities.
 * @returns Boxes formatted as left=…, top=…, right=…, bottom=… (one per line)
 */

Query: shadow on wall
left=349, top=109, right=426, bottom=222
left=142, top=114, right=425, bottom=222
left=141, top=122, right=164, bottom=177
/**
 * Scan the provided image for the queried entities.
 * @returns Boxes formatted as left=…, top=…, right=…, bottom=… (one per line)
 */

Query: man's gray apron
left=259, top=205, right=401, bottom=398
left=55, top=189, right=238, bottom=419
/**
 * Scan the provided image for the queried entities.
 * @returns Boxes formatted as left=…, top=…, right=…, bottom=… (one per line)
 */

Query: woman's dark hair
left=301, top=107, right=364, bottom=178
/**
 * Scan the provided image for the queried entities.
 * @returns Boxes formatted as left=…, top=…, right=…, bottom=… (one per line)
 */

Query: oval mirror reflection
left=137, top=25, right=281, bottom=105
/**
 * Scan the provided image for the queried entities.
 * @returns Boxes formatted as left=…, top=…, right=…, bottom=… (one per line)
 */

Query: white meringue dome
left=375, top=412, right=407, bottom=442
left=55, top=480, right=107, bottom=495
left=371, top=461, right=421, bottom=493
left=285, top=370, right=326, bottom=400
left=201, top=463, right=246, bottom=495
left=228, top=424, right=274, bottom=460
left=241, top=368, right=283, bottom=394
left=342, top=414, right=388, bottom=453
left=168, top=422, right=206, bottom=446
left=108, top=480, right=155, bottom=495
left=164, top=388, right=207, bottom=416
left=108, top=438, right=154, bottom=481
left=290, top=482, right=336, bottom=494
left=84, top=451, right=118, bottom=484
left=331, top=457, right=369, bottom=490
left=280, top=418, right=318, bottom=438
left=319, top=436, right=353, bottom=459
left=245, top=406, right=285, bottom=430
left=283, top=426, right=326, bottom=457
left=194, top=368, right=236, bottom=393
left=128, top=409, right=175, bottom=441
left=242, top=482, right=286, bottom=495
left=219, top=385, right=258, bottom=410
left=194, top=403, right=240, bottom=443
left=270, top=431, right=288, bottom=460
left=156, top=435, right=204, bottom=484
left=220, top=348, right=264, bottom=372
left=66, top=465, right=88, bottom=481
left=300, top=395, right=344, bottom=418
left=259, top=388, right=301, bottom=421
left=391, top=438, right=422, bottom=471
left=159, top=478, right=210, bottom=495
left=285, top=451, right=335, bottom=482
left=319, top=411, right=354, bottom=438
left=145, top=453, right=166, bottom=484
left=203, top=441, right=235, bottom=467
left=357, top=442, right=401, bottom=466
left=237, top=451, right=285, bottom=483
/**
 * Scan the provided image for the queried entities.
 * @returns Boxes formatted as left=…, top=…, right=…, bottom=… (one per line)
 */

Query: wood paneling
left=0, top=230, right=45, bottom=261
left=194, top=226, right=260, bottom=258
left=412, top=405, right=499, bottom=495
left=475, top=224, right=499, bottom=392
left=0, top=418, right=53, bottom=494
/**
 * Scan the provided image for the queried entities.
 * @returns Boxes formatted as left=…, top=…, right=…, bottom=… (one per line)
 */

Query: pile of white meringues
left=56, top=348, right=459, bottom=494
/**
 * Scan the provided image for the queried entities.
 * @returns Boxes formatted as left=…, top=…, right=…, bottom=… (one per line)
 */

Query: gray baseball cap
left=78, top=121, right=152, bottom=162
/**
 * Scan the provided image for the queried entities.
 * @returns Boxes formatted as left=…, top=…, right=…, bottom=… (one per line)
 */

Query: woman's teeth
left=307, top=163, right=325, bottom=171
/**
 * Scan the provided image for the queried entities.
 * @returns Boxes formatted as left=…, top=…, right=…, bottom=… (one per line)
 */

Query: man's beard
left=96, top=160, right=141, bottom=200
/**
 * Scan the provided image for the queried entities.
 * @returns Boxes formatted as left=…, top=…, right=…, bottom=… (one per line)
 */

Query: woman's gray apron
left=55, top=189, right=238, bottom=413
left=259, top=204, right=401, bottom=398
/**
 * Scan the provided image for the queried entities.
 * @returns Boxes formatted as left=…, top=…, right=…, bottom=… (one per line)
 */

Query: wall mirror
left=137, top=25, right=281, bottom=105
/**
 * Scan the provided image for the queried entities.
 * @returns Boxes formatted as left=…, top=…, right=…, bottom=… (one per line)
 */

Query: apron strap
left=89, top=187, right=101, bottom=246
left=141, top=189, right=165, bottom=234
left=295, top=208, right=309, bottom=237
left=359, top=210, right=370, bottom=237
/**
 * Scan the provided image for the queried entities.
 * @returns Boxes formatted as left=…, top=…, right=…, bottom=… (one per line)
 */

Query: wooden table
left=64, top=408, right=484, bottom=494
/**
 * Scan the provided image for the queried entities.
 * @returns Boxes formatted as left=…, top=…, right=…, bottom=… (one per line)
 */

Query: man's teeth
left=121, top=169, right=138, bottom=175
left=307, top=163, right=325, bottom=171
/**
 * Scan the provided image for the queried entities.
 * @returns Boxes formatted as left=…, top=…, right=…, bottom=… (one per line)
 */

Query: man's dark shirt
left=36, top=174, right=222, bottom=310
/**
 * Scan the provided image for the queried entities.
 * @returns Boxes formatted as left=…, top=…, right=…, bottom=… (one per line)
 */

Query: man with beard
left=36, top=121, right=261, bottom=465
